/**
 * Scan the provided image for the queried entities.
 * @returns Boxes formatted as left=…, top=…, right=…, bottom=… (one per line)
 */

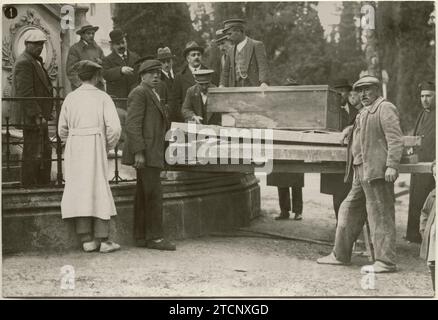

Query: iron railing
left=2, top=89, right=132, bottom=188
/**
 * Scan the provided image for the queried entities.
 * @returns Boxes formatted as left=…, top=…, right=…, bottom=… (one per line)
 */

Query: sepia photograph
left=1, top=0, right=436, bottom=301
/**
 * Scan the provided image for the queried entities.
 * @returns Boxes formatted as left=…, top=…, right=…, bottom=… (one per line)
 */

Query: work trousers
left=21, top=125, right=52, bottom=187
left=332, top=183, right=352, bottom=221
left=278, top=187, right=303, bottom=214
left=333, top=164, right=396, bottom=265
left=75, top=217, right=110, bottom=242
left=134, top=167, right=164, bottom=241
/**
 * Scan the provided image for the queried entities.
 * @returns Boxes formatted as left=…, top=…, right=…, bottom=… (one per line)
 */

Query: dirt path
left=2, top=174, right=435, bottom=297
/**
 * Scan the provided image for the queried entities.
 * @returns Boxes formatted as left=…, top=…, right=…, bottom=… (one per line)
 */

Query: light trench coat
left=58, top=83, right=121, bottom=220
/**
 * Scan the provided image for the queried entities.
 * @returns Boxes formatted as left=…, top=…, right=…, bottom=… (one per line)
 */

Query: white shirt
left=236, top=37, right=248, bottom=53
left=201, top=92, right=207, bottom=105
left=162, top=69, right=174, bottom=79
left=189, top=65, right=200, bottom=74
left=341, top=103, right=350, bottom=114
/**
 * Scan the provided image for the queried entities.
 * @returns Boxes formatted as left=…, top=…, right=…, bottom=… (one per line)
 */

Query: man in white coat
left=58, top=60, right=122, bottom=253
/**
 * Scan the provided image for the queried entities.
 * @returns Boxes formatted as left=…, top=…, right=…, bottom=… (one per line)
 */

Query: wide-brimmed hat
left=109, top=29, right=126, bottom=43
left=157, top=47, right=176, bottom=61
left=223, top=18, right=246, bottom=32
left=353, top=76, right=380, bottom=90
left=332, top=78, right=352, bottom=90
left=74, top=60, right=102, bottom=75
left=138, top=59, right=162, bottom=75
left=193, top=69, right=214, bottom=84
left=76, top=24, right=99, bottom=35
left=24, top=29, right=47, bottom=43
left=183, top=41, right=204, bottom=58
left=418, top=80, right=435, bottom=92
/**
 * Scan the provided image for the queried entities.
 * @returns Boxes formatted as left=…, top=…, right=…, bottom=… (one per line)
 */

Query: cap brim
left=183, top=47, right=204, bottom=57
left=76, top=26, right=99, bottom=35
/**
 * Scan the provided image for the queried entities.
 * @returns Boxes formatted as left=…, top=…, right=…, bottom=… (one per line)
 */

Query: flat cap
left=193, top=69, right=214, bottom=84
left=418, top=80, right=435, bottom=91
left=24, top=29, right=47, bottom=43
left=353, top=75, right=380, bottom=89
left=214, top=29, right=229, bottom=43
left=74, top=60, right=102, bottom=75
left=223, top=18, right=246, bottom=31
left=138, top=59, right=162, bottom=75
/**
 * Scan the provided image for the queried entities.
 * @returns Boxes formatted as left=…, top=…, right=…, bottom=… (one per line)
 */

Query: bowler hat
left=418, top=80, right=435, bottom=92
left=109, top=29, right=126, bottom=43
left=157, top=47, right=176, bottom=61
left=353, top=75, right=380, bottom=90
left=333, top=78, right=352, bottom=90
left=24, top=29, right=47, bottom=43
left=193, top=69, right=214, bottom=84
left=223, top=18, right=246, bottom=31
left=183, top=41, right=204, bottom=58
left=74, top=60, right=102, bottom=75
left=138, top=59, right=162, bottom=75
left=76, top=24, right=99, bottom=35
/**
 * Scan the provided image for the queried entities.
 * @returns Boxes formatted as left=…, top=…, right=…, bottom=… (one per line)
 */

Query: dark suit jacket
left=413, top=107, right=436, bottom=162
left=12, top=51, right=53, bottom=125
left=220, top=37, right=269, bottom=87
left=157, top=70, right=175, bottom=107
left=66, top=40, right=104, bottom=90
left=205, top=44, right=222, bottom=86
left=170, top=63, right=208, bottom=122
left=102, top=50, right=140, bottom=109
left=122, top=82, right=170, bottom=169
left=181, top=83, right=220, bottom=125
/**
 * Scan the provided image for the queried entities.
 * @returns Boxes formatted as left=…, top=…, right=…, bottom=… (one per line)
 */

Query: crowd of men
left=11, top=18, right=435, bottom=288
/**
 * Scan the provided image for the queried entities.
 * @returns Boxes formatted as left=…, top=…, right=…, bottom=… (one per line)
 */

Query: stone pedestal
left=2, top=172, right=260, bottom=253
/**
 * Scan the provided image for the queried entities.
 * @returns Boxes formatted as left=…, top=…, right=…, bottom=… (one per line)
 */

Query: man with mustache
left=122, top=59, right=176, bottom=251
left=170, top=41, right=208, bottom=122
left=317, top=76, right=403, bottom=274
left=12, top=29, right=53, bottom=187
left=102, top=29, right=140, bottom=148
left=66, top=24, right=105, bottom=91
left=206, top=29, right=233, bottom=86
left=406, top=81, right=436, bottom=243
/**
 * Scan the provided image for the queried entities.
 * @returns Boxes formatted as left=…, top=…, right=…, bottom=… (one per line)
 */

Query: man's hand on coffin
left=191, top=116, right=203, bottom=124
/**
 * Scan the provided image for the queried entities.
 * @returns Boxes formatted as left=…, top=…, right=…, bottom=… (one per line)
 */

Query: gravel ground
left=2, top=174, right=435, bottom=298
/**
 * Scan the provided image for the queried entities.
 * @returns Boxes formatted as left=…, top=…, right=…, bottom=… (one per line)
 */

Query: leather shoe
left=294, top=213, right=303, bottom=221
left=147, top=239, right=176, bottom=251
left=275, top=212, right=290, bottom=220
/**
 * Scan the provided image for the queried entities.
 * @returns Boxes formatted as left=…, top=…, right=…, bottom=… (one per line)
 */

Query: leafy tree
left=376, top=1, right=435, bottom=131
left=112, top=3, right=195, bottom=67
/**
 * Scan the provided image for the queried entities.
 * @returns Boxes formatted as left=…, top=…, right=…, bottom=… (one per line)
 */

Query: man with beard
left=102, top=29, right=139, bottom=147
left=317, top=76, right=403, bottom=273
left=170, top=41, right=208, bottom=122
left=12, top=30, right=53, bottom=187
left=122, top=59, right=176, bottom=251
left=219, top=19, right=269, bottom=88
left=67, top=24, right=105, bottom=91
left=406, top=81, right=436, bottom=243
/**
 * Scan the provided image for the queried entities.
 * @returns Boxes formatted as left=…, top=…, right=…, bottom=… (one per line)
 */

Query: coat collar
left=23, top=51, right=51, bottom=92
left=367, top=96, right=385, bottom=114
left=141, top=82, right=169, bottom=123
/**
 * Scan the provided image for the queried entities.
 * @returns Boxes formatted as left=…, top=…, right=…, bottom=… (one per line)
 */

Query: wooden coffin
left=207, top=85, right=342, bottom=131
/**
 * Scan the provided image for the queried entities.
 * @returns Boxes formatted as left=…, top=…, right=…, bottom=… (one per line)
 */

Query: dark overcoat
left=122, top=82, right=170, bottom=169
